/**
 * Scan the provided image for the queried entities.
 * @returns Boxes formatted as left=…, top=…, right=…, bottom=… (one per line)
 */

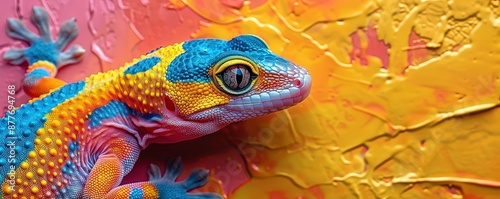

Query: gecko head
left=158, top=35, right=311, bottom=140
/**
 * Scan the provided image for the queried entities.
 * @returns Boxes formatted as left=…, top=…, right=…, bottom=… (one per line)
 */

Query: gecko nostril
left=292, top=78, right=302, bottom=87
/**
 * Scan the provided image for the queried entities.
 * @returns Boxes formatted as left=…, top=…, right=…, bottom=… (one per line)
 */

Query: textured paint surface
left=1, top=0, right=500, bottom=198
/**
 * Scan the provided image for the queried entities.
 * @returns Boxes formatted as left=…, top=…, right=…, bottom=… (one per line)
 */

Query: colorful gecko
left=0, top=6, right=311, bottom=199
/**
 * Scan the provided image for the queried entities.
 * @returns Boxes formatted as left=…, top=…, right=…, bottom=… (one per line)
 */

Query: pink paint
left=349, top=23, right=390, bottom=68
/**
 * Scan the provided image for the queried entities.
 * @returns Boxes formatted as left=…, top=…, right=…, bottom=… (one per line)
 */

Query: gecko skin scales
left=0, top=6, right=311, bottom=199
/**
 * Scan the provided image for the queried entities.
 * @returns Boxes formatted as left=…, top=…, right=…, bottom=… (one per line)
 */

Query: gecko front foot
left=148, top=157, right=223, bottom=199
left=3, top=6, right=85, bottom=67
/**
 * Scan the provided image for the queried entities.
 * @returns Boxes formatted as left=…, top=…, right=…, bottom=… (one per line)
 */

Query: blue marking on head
left=24, top=39, right=58, bottom=65
left=0, top=81, right=85, bottom=182
left=124, top=56, right=161, bottom=75
left=166, top=39, right=229, bottom=83
left=88, top=100, right=161, bottom=128
left=227, top=34, right=269, bottom=51
left=166, top=35, right=278, bottom=84
left=129, top=188, right=144, bottom=199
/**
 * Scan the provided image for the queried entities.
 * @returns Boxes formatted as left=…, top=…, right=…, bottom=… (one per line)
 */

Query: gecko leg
left=105, top=157, right=223, bottom=199
left=3, top=6, right=85, bottom=97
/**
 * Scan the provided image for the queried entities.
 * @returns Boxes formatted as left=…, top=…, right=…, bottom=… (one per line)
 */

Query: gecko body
left=0, top=7, right=311, bottom=199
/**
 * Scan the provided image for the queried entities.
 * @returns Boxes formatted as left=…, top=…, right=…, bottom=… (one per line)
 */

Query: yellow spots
left=40, top=180, right=47, bottom=186
left=55, top=139, right=62, bottom=146
left=38, top=149, right=46, bottom=157
left=52, top=172, right=58, bottom=177
left=37, top=168, right=44, bottom=176
left=58, top=111, right=68, bottom=119
left=36, top=129, right=45, bottom=136
left=76, top=105, right=85, bottom=113
left=47, top=129, right=54, bottom=134
left=3, top=184, right=13, bottom=194
left=25, top=172, right=34, bottom=180
left=48, top=162, right=55, bottom=168
left=28, top=151, right=36, bottom=159
left=30, top=186, right=39, bottom=194
left=34, top=139, right=41, bottom=145
left=43, top=138, right=52, bottom=144
left=58, top=159, right=63, bottom=164
left=49, top=149, right=57, bottom=156
left=17, top=188, right=23, bottom=194
left=50, top=120, right=61, bottom=128
left=64, top=127, right=71, bottom=135
left=165, top=81, right=230, bottom=115
left=40, top=159, right=45, bottom=165
left=20, top=162, right=29, bottom=169
left=83, top=99, right=91, bottom=106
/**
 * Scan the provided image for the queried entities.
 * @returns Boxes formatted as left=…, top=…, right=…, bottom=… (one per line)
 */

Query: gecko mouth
left=226, top=74, right=311, bottom=112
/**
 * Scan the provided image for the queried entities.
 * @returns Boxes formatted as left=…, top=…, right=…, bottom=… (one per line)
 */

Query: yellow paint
left=171, top=0, right=500, bottom=198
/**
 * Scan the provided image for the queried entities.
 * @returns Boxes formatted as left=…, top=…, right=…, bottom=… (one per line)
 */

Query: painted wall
left=1, top=0, right=500, bottom=198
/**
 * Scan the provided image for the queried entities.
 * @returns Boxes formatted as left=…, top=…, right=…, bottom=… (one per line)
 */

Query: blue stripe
left=124, top=57, right=161, bottom=75
left=88, top=100, right=161, bottom=128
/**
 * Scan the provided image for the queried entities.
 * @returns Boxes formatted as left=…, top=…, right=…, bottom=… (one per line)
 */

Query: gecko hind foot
left=148, top=157, right=223, bottom=199
left=3, top=6, right=85, bottom=67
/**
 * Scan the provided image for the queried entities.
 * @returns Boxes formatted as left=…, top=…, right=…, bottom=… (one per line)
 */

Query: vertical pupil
left=221, top=64, right=253, bottom=92
left=235, top=67, right=243, bottom=85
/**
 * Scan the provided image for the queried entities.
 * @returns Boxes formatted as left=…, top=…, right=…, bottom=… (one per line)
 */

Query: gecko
left=0, top=6, right=312, bottom=199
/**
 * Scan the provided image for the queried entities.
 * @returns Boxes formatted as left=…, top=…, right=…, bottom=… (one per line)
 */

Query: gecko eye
left=212, top=56, right=259, bottom=95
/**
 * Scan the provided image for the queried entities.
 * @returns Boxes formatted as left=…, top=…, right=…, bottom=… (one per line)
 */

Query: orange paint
left=176, top=0, right=500, bottom=198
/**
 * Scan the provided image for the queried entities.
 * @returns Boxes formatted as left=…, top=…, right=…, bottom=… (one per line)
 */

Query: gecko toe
left=182, top=168, right=210, bottom=191
left=55, top=18, right=79, bottom=51
left=165, top=157, right=183, bottom=181
left=57, top=44, right=85, bottom=67
left=30, top=6, right=52, bottom=42
left=3, top=47, right=26, bottom=65
left=148, top=163, right=163, bottom=180
left=6, top=18, right=38, bottom=43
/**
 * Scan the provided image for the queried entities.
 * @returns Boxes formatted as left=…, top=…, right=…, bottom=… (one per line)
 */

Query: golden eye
left=212, top=56, right=259, bottom=95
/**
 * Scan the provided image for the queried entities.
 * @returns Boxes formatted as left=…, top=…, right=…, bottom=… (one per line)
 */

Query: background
left=1, top=0, right=500, bottom=198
